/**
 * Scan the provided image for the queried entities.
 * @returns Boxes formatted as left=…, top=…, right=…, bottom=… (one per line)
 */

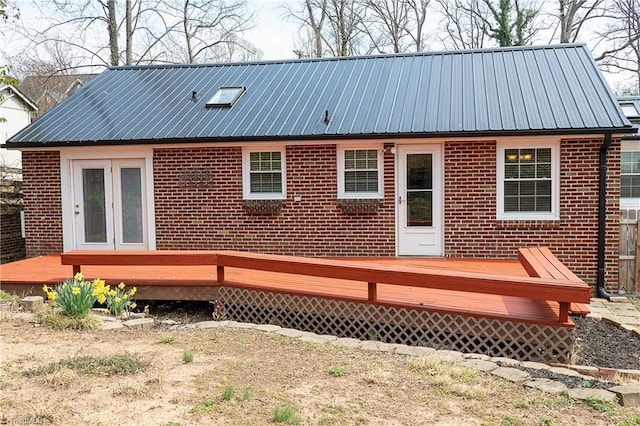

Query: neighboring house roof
left=7, top=44, right=635, bottom=148
left=18, top=74, right=97, bottom=117
left=0, top=85, right=38, bottom=111
left=619, top=96, right=640, bottom=140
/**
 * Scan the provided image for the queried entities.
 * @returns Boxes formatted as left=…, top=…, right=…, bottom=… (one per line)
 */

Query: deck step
left=569, top=302, right=590, bottom=316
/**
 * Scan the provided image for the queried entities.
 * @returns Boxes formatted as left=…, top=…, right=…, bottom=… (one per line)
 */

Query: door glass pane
left=82, top=169, right=107, bottom=243
left=406, top=154, right=433, bottom=227
left=407, top=191, right=432, bottom=227
left=407, top=154, right=432, bottom=189
left=120, top=167, right=143, bottom=244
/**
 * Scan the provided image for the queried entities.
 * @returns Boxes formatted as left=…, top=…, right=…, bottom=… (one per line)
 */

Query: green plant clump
left=273, top=404, right=300, bottom=424
left=183, top=350, right=194, bottom=363
left=328, top=365, right=345, bottom=377
left=222, top=384, right=235, bottom=401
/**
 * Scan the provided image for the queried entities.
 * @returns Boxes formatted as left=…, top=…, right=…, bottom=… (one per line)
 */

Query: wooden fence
left=620, top=209, right=640, bottom=294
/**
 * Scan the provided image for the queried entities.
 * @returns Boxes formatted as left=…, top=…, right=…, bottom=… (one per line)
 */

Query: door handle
left=74, top=211, right=80, bottom=215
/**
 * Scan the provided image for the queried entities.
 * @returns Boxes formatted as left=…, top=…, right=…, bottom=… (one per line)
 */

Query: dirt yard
left=1, top=315, right=639, bottom=426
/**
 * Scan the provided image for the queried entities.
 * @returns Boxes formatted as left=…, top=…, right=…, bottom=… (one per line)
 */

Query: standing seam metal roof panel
left=6, top=44, right=634, bottom=146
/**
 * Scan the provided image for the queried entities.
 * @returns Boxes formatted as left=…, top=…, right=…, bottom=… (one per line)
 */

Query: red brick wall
left=22, top=151, right=63, bottom=257
left=153, top=145, right=396, bottom=256
left=0, top=211, right=25, bottom=263
left=444, top=138, right=620, bottom=291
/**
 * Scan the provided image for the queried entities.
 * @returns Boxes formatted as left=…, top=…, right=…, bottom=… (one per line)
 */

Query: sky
left=246, top=0, right=298, bottom=60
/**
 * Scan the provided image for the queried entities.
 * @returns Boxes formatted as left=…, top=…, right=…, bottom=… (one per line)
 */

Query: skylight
left=206, top=86, right=245, bottom=107
left=621, top=103, right=640, bottom=118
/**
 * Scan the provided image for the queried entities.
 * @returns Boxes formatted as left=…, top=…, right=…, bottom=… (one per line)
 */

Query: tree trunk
left=108, top=0, right=119, bottom=66
left=126, top=0, right=132, bottom=65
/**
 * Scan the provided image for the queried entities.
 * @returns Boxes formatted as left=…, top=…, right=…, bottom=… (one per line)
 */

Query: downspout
left=596, top=133, right=640, bottom=299
left=597, top=133, right=612, bottom=299
left=596, top=133, right=613, bottom=300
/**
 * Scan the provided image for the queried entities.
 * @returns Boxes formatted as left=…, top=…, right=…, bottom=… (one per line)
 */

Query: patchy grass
left=24, top=354, right=148, bottom=377
left=0, top=290, right=21, bottom=304
left=4, top=320, right=640, bottom=425
left=35, top=309, right=99, bottom=330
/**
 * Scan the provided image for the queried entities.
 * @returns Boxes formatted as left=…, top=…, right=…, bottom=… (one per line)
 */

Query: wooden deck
left=1, top=254, right=572, bottom=327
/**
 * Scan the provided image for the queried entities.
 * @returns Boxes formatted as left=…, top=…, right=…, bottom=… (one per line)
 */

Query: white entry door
left=72, top=159, right=147, bottom=250
left=397, top=145, right=443, bottom=256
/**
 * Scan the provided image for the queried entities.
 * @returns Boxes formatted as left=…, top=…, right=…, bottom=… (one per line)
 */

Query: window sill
left=338, top=199, right=382, bottom=214
left=496, top=220, right=561, bottom=230
left=242, top=200, right=283, bottom=215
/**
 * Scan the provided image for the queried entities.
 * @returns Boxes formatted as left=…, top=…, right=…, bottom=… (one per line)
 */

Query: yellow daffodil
left=109, top=289, right=116, bottom=297
left=130, top=287, right=137, bottom=296
left=93, top=278, right=105, bottom=287
left=118, top=282, right=126, bottom=290
left=71, top=287, right=81, bottom=295
left=98, top=295, right=106, bottom=304
left=115, top=297, right=121, bottom=303
left=42, top=285, right=49, bottom=293
left=123, top=294, right=129, bottom=300
left=74, top=272, right=84, bottom=282
left=130, top=303, right=137, bottom=309
left=47, top=292, right=56, bottom=300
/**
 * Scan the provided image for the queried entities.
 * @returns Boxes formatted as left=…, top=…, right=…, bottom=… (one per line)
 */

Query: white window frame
left=337, top=145, right=384, bottom=199
left=242, top=146, right=286, bottom=200
left=496, top=140, right=560, bottom=220
left=621, top=141, right=640, bottom=209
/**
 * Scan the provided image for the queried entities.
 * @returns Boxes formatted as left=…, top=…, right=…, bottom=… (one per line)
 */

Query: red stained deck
left=0, top=254, right=573, bottom=327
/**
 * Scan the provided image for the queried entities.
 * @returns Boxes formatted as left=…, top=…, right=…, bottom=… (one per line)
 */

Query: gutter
left=598, top=133, right=640, bottom=299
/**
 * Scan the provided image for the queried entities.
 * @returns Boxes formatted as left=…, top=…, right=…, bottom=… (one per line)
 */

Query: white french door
left=397, top=145, right=443, bottom=256
left=72, top=159, right=147, bottom=250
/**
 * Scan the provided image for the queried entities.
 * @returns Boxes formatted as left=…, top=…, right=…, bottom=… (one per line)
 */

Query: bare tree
left=324, top=0, right=367, bottom=56
left=556, top=0, right=605, bottom=43
left=406, top=0, right=430, bottom=51
left=437, top=0, right=491, bottom=49
left=286, top=0, right=329, bottom=57
left=162, top=0, right=254, bottom=63
left=594, top=0, right=640, bottom=94
left=286, top=0, right=367, bottom=57
left=365, top=0, right=410, bottom=53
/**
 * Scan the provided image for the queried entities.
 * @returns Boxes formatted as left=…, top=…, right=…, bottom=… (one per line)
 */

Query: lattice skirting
left=216, top=287, right=575, bottom=364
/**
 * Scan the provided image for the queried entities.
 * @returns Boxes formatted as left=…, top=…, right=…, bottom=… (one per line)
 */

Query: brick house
left=5, top=44, right=636, bottom=293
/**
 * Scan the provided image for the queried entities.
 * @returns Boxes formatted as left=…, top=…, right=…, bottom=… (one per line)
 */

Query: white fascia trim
left=59, top=146, right=156, bottom=251
left=241, top=145, right=287, bottom=200
left=336, top=144, right=385, bottom=199
left=496, top=139, right=560, bottom=221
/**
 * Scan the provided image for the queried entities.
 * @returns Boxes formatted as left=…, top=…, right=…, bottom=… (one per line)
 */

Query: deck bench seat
left=518, top=247, right=591, bottom=318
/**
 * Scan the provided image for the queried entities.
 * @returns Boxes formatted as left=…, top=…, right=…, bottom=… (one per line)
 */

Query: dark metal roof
left=619, top=97, right=640, bottom=140
left=7, top=44, right=635, bottom=147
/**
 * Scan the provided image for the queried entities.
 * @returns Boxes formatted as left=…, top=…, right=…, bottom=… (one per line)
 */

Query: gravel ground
left=573, top=316, right=640, bottom=371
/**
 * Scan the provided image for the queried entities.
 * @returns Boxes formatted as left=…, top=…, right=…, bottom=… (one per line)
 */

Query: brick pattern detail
left=22, top=151, right=63, bottom=257
left=153, top=145, right=396, bottom=256
left=0, top=211, right=25, bottom=263
left=444, top=139, right=620, bottom=292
